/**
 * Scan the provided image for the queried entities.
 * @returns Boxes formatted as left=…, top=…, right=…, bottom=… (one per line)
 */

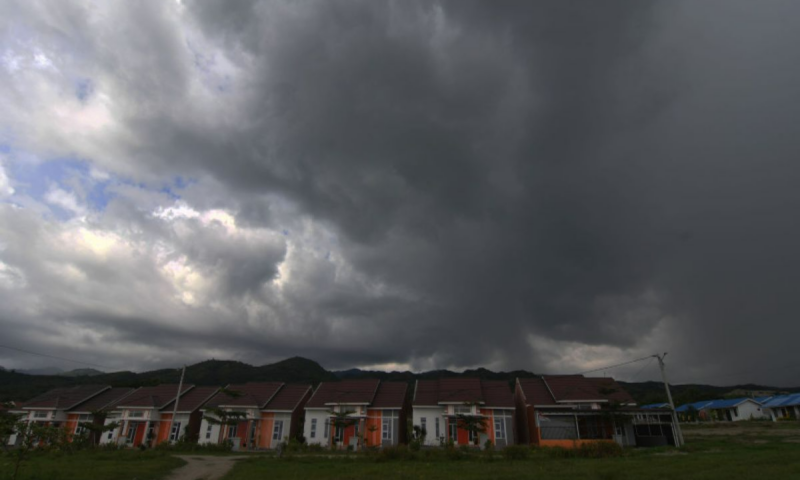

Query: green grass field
left=0, top=450, right=185, bottom=480
left=2, top=422, right=799, bottom=480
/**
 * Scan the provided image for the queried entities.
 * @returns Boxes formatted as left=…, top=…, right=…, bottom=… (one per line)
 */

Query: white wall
left=732, top=400, right=768, bottom=421
left=99, top=415, right=122, bottom=445
left=412, top=406, right=446, bottom=446
left=198, top=417, right=223, bottom=444
left=304, top=410, right=331, bottom=446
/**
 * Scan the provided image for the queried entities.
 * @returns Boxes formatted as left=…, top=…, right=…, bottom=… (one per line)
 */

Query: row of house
left=6, top=374, right=684, bottom=450
left=664, top=393, right=800, bottom=423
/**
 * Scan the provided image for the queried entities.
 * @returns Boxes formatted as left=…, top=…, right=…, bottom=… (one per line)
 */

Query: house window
left=334, top=425, right=344, bottom=443
left=449, top=421, right=457, bottom=441
left=126, top=423, right=137, bottom=443
left=454, top=405, right=472, bottom=415
left=205, top=424, right=213, bottom=440
left=129, top=411, right=144, bottom=418
left=33, top=411, right=49, bottom=419
left=228, top=424, right=238, bottom=438
left=341, top=406, right=357, bottom=415
left=494, top=418, right=505, bottom=440
left=273, top=420, right=284, bottom=441
left=469, top=429, right=477, bottom=443
left=107, top=431, right=114, bottom=440
left=169, top=422, right=182, bottom=442
left=75, top=424, right=87, bottom=436
left=382, top=417, right=392, bottom=440
left=420, top=417, right=427, bottom=435
left=435, top=418, right=440, bottom=439
left=310, top=418, right=317, bottom=438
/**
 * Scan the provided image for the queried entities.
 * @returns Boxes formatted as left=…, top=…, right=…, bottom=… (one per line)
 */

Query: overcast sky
left=1, top=1, right=799, bottom=386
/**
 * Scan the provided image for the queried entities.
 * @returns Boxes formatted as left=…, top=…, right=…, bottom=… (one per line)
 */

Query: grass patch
left=0, top=450, right=185, bottom=480
left=221, top=424, right=800, bottom=480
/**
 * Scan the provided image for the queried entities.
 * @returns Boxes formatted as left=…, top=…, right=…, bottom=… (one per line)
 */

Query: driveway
left=165, top=455, right=249, bottom=480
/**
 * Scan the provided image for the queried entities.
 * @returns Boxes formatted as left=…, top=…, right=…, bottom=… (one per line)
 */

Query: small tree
left=455, top=403, right=487, bottom=446
left=329, top=410, right=357, bottom=447
left=9, top=420, right=60, bottom=480
left=79, top=414, right=120, bottom=447
left=203, top=387, right=245, bottom=445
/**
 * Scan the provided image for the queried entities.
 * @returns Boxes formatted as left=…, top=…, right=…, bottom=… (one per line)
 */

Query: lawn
left=0, top=450, right=185, bottom=480
left=222, top=422, right=800, bottom=480
left=2, top=423, right=799, bottom=480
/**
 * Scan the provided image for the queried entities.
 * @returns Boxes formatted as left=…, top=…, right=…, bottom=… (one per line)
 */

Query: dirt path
left=165, top=455, right=249, bottom=480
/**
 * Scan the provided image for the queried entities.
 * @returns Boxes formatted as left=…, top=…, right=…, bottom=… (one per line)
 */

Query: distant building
left=676, top=398, right=770, bottom=422
left=412, top=378, right=516, bottom=448
left=303, top=379, right=409, bottom=449
left=761, top=394, right=800, bottom=421
left=198, top=382, right=312, bottom=450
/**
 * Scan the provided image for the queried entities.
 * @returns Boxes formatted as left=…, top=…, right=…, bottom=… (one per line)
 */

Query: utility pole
left=655, top=353, right=684, bottom=447
left=167, top=365, right=186, bottom=445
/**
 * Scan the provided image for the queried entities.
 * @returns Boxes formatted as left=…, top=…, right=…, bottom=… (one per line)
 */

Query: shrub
left=408, top=439, right=421, bottom=452
left=502, top=445, right=531, bottom=460
left=576, top=442, right=624, bottom=458
left=375, top=445, right=417, bottom=462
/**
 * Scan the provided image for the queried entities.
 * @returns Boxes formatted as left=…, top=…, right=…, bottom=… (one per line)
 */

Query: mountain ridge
left=2, top=357, right=797, bottom=406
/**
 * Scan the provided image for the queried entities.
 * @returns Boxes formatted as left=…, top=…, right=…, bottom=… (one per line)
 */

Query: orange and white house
left=412, top=378, right=516, bottom=448
left=64, top=387, right=135, bottom=444
left=99, top=384, right=203, bottom=447
left=6, top=384, right=114, bottom=446
left=198, top=382, right=312, bottom=450
left=303, top=379, right=409, bottom=449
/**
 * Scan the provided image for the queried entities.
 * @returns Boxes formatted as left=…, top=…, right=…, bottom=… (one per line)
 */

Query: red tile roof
left=586, top=378, right=636, bottom=405
left=113, top=384, right=194, bottom=409
left=516, top=378, right=555, bottom=405
left=265, top=384, right=312, bottom=411
left=69, top=388, right=136, bottom=413
left=413, top=378, right=513, bottom=408
left=545, top=375, right=602, bottom=402
left=204, top=383, right=283, bottom=409
left=305, top=379, right=381, bottom=408
left=371, top=382, right=408, bottom=409
left=518, top=375, right=636, bottom=406
left=22, top=385, right=109, bottom=410
left=161, top=386, right=219, bottom=413
left=480, top=380, right=515, bottom=408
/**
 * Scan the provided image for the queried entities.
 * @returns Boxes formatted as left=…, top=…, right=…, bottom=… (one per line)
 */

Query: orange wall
left=539, top=438, right=615, bottom=449
left=366, top=410, right=381, bottom=447
left=65, top=414, right=80, bottom=438
left=259, top=413, right=274, bottom=449
left=155, top=414, right=172, bottom=445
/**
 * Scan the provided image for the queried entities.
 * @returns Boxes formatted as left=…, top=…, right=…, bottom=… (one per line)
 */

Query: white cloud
left=0, top=160, right=13, bottom=197
left=44, top=186, right=86, bottom=216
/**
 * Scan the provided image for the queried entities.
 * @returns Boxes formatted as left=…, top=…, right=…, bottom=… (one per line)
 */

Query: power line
left=630, top=357, right=656, bottom=383
left=0, top=343, right=112, bottom=370
left=576, top=355, right=654, bottom=375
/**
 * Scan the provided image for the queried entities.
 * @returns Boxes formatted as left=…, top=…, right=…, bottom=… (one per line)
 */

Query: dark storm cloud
left=2, top=0, right=800, bottom=385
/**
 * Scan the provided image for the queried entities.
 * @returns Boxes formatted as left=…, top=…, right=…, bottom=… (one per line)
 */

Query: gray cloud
left=1, top=0, right=799, bottom=386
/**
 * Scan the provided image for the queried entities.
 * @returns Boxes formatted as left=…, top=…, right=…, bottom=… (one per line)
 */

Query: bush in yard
left=576, top=442, right=624, bottom=458
left=375, top=445, right=417, bottom=462
left=502, top=445, right=531, bottom=460
left=408, top=439, right=421, bottom=452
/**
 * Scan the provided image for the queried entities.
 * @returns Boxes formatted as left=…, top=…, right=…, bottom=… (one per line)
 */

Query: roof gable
left=113, top=384, right=194, bottom=409
left=161, top=386, right=219, bottom=413
left=371, top=382, right=408, bottom=409
left=205, top=383, right=283, bottom=409
left=69, top=388, right=136, bottom=413
left=306, top=379, right=380, bottom=408
left=23, top=385, right=110, bottom=411
left=413, top=378, right=513, bottom=407
left=265, top=384, right=312, bottom=411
